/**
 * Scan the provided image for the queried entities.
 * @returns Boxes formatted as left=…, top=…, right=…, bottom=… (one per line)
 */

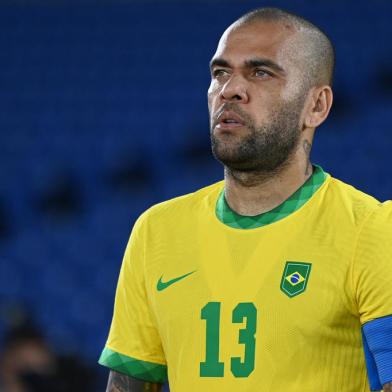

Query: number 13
left=200, top=302, right=257, bottom=378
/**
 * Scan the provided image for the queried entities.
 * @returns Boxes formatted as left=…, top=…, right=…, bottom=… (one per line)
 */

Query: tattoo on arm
left=106, top=370, right=163, bottom=392
left=384, top=382, right=392, bottom=391
left=303, top=140, right=312, bottom=176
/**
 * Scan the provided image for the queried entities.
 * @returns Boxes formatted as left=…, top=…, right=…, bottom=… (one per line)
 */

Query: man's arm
left=384, top=382, right=392, bottom=391
left=106, top=370, right=163, bottom=392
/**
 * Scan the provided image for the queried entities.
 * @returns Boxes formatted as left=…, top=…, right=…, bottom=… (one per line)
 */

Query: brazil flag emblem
left=280, top=262, right=312, bottom=298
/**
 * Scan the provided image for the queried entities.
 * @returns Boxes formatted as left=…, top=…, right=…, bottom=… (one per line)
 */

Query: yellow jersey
left=99, top=166, right=392, bottom=391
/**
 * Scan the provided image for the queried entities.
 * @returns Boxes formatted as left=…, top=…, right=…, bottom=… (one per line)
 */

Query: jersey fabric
left=99, top=166, right=392, bottom=391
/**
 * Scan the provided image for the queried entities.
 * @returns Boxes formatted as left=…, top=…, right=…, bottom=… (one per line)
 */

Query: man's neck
left=224, top=156, right=312, bottom=217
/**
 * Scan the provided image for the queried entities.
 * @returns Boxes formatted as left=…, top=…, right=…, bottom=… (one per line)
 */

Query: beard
left=210, top=96, right=305, bottom=174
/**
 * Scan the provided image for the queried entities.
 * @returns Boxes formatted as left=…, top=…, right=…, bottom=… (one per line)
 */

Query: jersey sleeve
left=353, top=202, right=392, bottom=388
left=99, top=213, right=167, bottom=383
left=353, top=202, right=392, bottom=324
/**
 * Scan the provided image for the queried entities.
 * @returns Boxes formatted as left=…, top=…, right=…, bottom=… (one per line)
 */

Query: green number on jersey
left=200, top=302, right=257, bottom=378
left=231, top=302, right=257, bottom=377
left=200, top=302, right=225, bottom=377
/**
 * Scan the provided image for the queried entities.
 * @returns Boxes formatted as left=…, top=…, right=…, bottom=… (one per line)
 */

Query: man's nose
left=220, top=75, right=249, bottom=103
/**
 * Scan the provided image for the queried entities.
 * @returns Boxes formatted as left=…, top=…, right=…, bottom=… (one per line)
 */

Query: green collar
left=216, top=165, right=327, bottom=229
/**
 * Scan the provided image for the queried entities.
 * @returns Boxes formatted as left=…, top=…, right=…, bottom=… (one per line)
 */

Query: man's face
left=208, top=21, right=308, bottom=173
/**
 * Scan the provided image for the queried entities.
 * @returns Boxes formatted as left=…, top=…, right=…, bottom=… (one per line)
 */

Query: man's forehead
left=214, top=21, right=298, bottom=63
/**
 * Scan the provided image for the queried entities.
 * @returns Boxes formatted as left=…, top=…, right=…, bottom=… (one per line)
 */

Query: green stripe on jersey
left=216, top=165, right=327, bottom=229
left=99, top=347, right=168, bottom=383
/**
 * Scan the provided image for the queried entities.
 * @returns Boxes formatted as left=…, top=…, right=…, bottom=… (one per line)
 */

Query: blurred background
left=0, top=0, right=391, bottom=390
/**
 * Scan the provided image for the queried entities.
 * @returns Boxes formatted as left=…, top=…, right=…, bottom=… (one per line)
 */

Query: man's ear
left=304, top=85, right=333, bottom=128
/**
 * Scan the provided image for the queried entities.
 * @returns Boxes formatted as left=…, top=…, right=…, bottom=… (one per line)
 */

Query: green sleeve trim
left=98, top=347, right=168, bottom=383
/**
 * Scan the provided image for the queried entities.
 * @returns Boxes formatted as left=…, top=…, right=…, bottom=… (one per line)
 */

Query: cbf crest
left=280, top=262, right=312, bottom=298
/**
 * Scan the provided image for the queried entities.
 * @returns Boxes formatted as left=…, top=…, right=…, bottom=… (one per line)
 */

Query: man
left=0, top=317, right=96, bottom=392
left=99, top=7, right=392, bottom=392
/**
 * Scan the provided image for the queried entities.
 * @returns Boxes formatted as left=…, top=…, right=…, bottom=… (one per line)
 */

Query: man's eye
left=212, top=69, right=228, bottom=78
left=255, top=69, right=272, bottom=78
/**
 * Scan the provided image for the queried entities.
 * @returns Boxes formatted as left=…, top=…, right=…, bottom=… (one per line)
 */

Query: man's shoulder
left=328, top=175, right=379, bottom=204
left=361, top=200, right=392, bottom=234
left=325, top=174, right=381, bottom=226
left=140, top=180, right=224, bottom=224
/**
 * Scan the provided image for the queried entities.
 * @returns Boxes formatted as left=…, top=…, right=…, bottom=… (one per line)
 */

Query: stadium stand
left=0, top=1, right=390, bottom=390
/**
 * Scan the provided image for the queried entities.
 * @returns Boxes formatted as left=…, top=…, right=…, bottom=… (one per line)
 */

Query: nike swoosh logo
left=157, top=270, right=196, bottom=291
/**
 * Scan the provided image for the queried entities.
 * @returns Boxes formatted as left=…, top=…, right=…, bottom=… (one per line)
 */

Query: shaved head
left=233, top=7, right=335, bottom=88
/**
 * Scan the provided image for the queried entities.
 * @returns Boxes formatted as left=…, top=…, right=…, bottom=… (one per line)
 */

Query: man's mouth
left=215, top=110, right=245, bottom=129
left=222, top=119, right=240, bottom=124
